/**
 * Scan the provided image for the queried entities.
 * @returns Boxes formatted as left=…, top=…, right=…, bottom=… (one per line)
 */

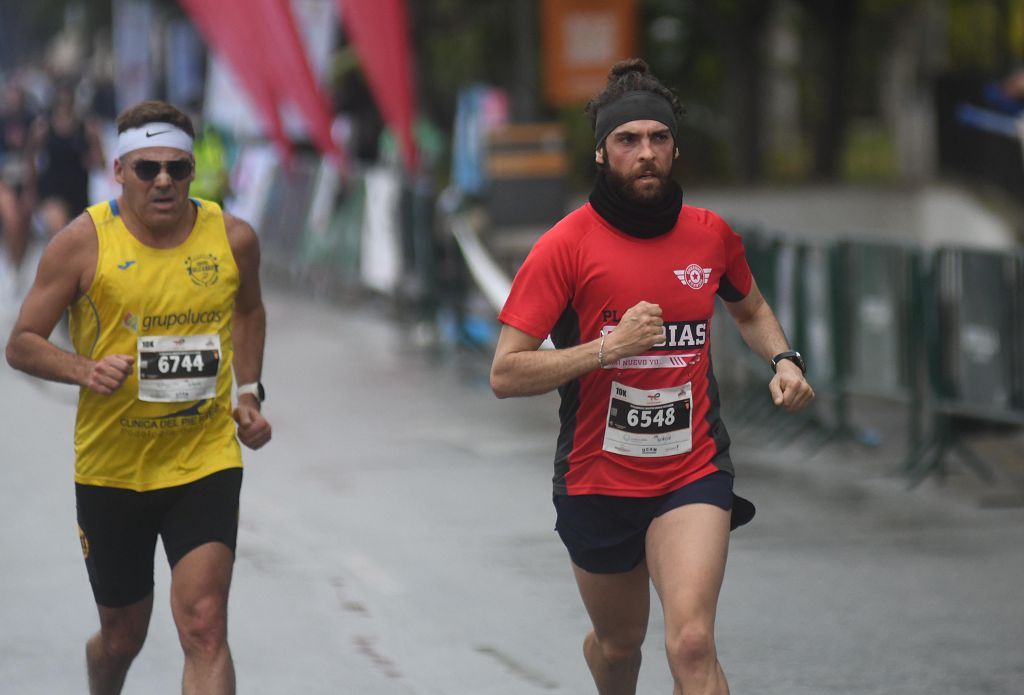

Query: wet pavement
left=2, top=288, right=1023, bottom=694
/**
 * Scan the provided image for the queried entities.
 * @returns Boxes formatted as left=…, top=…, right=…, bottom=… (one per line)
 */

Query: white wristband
left=237, top=382, right=264, bottom=402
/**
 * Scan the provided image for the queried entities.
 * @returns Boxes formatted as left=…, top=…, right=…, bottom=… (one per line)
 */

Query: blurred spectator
left=333, top=69, right=383, bottom=163
left=0, top=78, right=36, bottom=271
left=191, top=122, right=232, bottom=205
left=89, top=76, right=117, bottom=122
left=378, top=116, right=445, bottom=177
left=983, top=68, right=1024, bottom=116
left=30, top=83, right=104, bottom=237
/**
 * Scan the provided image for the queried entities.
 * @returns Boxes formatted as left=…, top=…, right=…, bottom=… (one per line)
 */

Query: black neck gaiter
left=588, top=169, right=683, bottom=239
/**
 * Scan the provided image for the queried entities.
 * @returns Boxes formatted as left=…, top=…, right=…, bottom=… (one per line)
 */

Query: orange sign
left=541, top=0, right=638, bottom=106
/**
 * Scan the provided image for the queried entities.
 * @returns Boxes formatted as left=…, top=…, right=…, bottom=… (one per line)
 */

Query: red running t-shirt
left=498, top=203, right=753, bottom=497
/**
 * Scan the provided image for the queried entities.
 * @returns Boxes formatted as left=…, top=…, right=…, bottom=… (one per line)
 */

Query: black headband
left=594, top=91, right=678, bottom=147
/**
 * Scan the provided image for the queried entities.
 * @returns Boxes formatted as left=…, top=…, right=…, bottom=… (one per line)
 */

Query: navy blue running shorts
left=553, top=470, right=756, bottom=574
left=75, top=467, right=242, bottom=607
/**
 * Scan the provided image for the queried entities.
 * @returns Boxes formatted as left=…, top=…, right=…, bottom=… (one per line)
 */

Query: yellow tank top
left=70, top=198, right=242, bottom=490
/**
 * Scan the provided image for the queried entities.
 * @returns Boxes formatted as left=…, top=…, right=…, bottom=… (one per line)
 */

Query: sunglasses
left=131, top=159, right=193, bottom=182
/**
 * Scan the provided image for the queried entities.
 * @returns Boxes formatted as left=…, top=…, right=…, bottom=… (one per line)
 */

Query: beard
left=604, top=164, right=672, bottom=206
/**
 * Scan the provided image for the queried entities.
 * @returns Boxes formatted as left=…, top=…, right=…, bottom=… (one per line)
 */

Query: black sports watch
left=237, top=381, right=266, bottom=403
left=770, top=351, right=805, bottom=374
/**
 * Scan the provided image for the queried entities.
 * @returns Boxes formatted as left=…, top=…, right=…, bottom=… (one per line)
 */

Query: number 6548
left=626, top=407, right=675, bottom=428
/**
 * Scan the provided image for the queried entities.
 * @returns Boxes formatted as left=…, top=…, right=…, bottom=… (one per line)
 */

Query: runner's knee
left=593, top=627, right=646, bottom=666
left=98, top=624, right=147, bottom=662
left=664, top=622, right=716, bottom=671
left=175, top=595, right=228, bottom=655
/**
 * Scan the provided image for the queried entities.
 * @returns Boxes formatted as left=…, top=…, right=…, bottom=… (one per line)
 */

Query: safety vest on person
left=190, top=127, right=229, bottom=203
left=69, top=198, right=242, bottom=491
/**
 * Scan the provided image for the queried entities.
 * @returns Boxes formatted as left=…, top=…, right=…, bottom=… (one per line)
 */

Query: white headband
left=116, top=122, right=194, bottom=159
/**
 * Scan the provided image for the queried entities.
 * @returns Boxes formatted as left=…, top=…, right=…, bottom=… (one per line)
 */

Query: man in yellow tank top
left=5, top=100, right=271, bottom=695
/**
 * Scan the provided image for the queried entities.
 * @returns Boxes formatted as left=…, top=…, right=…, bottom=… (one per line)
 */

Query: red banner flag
left=177, top=0, right=292, bottom=162
left=336, top=0, right=418, bottom=172
left=248, top=0, right=344, bottom=166
left=178, top=0, right=345, bottom=168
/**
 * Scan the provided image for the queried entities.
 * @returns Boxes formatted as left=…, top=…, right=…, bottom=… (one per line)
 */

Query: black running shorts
left=553, top=470, right=755, bottom=574
left=75, top=467, right=242, bottom=607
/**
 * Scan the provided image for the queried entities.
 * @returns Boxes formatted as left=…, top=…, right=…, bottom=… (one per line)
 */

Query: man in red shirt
left=491, top=59, right=814, bottom=695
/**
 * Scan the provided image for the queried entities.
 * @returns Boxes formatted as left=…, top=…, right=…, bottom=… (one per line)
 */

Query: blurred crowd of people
left=0, top=66, right=106, bottom=311
left=0, top=62, right=239, bottom=318
left=0, top=47, right=448, bottom=335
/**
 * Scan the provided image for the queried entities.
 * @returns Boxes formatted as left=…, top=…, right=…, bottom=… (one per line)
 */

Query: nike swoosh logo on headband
left=145, top=130, right=171, bottom=137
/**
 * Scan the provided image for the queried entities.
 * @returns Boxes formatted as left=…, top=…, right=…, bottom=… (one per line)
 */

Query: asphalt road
left=2, top=288, right=1023, bottom=694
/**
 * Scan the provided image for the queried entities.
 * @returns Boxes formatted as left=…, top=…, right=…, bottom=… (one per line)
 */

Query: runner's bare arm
left=724, top=279, right=814, bottom=411
left=226, top=214, right=265, bottom=390
left=491, top=301, right=665, bottom=398
left=226, top=213, right=271, bottom=449
left=5, top=216, right=135, bottom=394
left=722, top=280, right=790, bottom=361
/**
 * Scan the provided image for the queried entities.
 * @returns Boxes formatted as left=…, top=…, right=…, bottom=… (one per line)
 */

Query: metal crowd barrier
left=717, top=225, right=1023, bottom=487
left=905, top=248, right=1024, bottom=486
left=834, top=240, right=926, bottom=454
left=715, top=228, right=827, bottom=445
left=250, top=152, right=439, bottom=312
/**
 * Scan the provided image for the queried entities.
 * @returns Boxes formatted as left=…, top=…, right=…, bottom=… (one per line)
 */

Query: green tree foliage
left=408, top=0, right=524, bottom=130
left=947, top=0, right=1022, bottom=70
left=13, top=0, right=1021, bottom=188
